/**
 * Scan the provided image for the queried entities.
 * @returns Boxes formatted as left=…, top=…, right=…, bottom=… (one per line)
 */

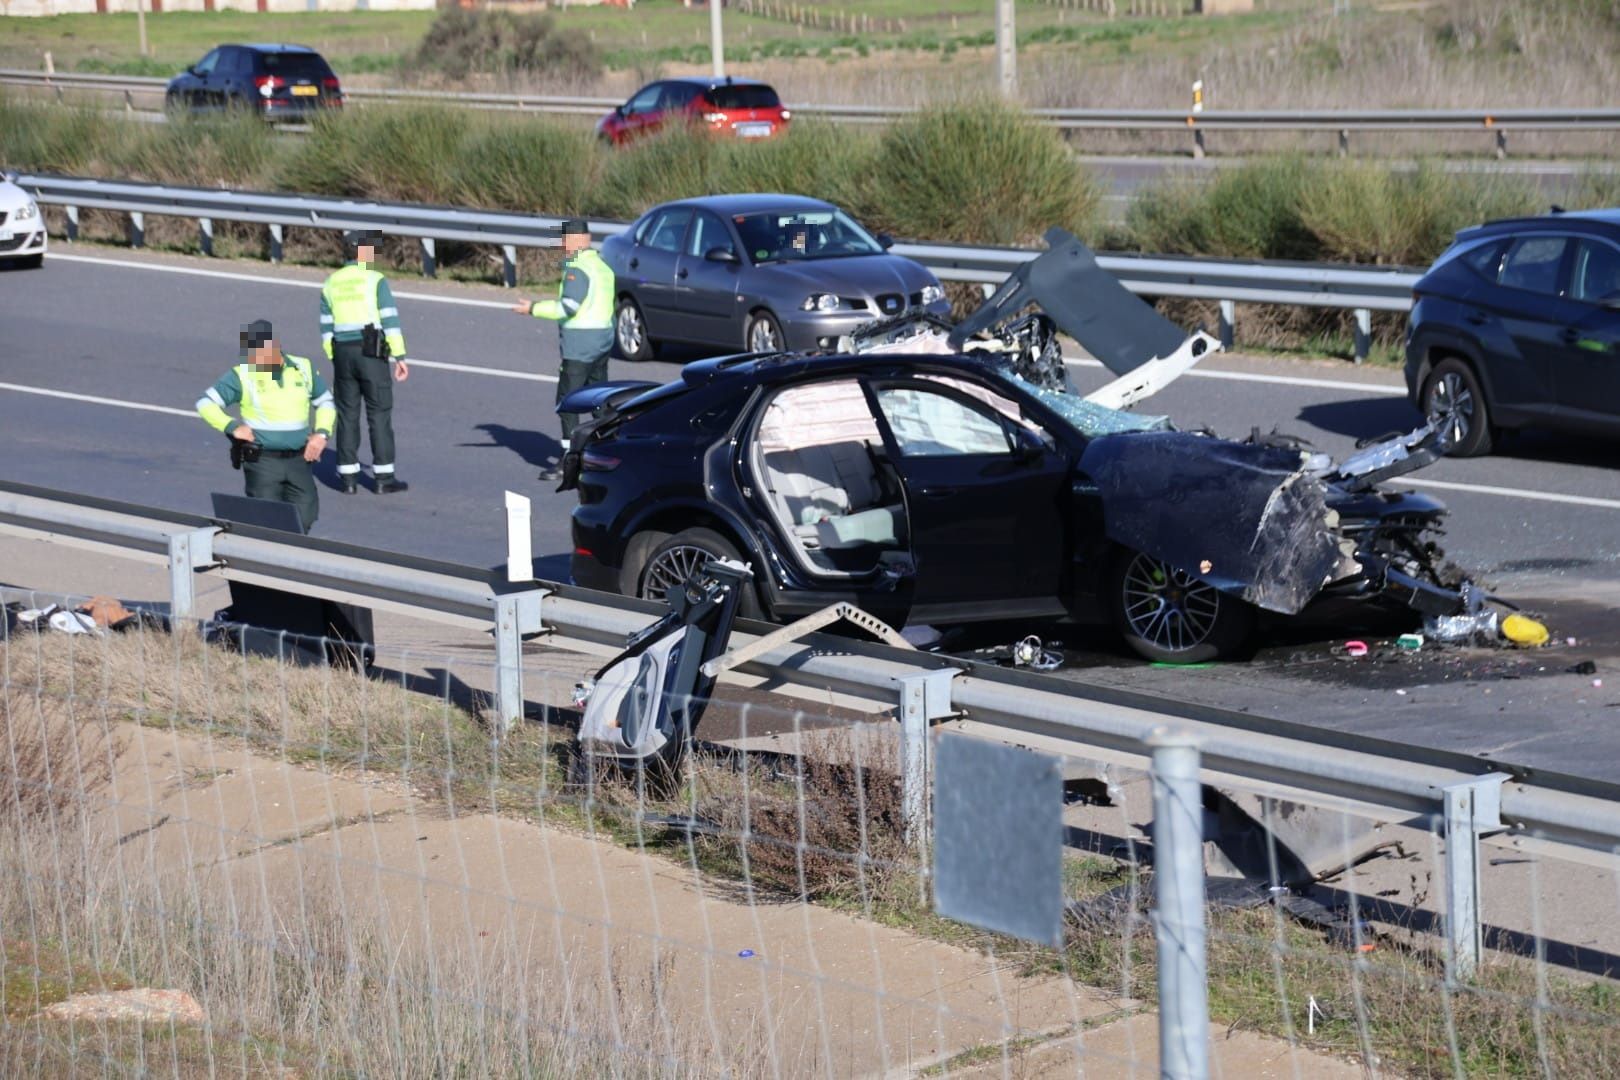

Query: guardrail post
left=420, top=237, right=436, bottom=279
left=1217, top=299, right=1235, bottom=350
left=1494, top=129, right=1507, bottom=159
left=1148, top=730, right=1209, bottom=1080
left=166, top=527, right=219, bottom=625
left=491, top=588, right=546, bottom=734
left=1442, top=773, right=1510, bottom=982
left=198, top=217, right=213, bottom=257
left=895, top=669, right=958, bottom=853
left=64, top=205, right=79, bottom=243
left=1352, top=307, right=1372, bottom=363
left=1338, top=128, right=1349, bottom=156
left=501, top=244, right=518, bottom=288
left=128, top=211, right=145, bottom=250
left=124, top=89, right=134, bottom=114
left=268, top=224, right=284, bottom=264
left=1191, top=126, right=1206, bottom=160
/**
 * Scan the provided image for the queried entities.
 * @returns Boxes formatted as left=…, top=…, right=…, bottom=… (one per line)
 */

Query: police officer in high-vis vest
left=510, top=218, right=615, bottom=482
left=321, top=230, right=411, bottom=494
left=197, top=319, right=336, bottom=532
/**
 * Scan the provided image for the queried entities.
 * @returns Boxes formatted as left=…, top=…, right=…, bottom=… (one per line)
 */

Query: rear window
left=256, top=52, right=333, bottom=79
left=704, top=84, right=781, bottom=110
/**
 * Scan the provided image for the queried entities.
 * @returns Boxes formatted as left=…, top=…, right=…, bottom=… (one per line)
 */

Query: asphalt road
left=4, top=246, right=1620, bottom=780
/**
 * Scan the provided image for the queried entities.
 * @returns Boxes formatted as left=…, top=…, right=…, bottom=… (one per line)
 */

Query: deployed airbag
left=1080, top=433, right=1345, bottom=615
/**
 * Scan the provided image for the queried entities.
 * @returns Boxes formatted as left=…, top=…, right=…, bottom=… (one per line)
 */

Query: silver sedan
left=601, top=193, right=950, bottom=359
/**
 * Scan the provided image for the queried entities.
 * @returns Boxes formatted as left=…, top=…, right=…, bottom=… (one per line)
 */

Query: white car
left=0, top=173, right=47, bottom=269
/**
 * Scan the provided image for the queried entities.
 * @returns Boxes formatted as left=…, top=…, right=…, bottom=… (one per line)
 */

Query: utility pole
left=137, top=0, right=149, bottom=58
left=995, top=0, right=1016, bottom=99
left=710, top=0, right=724, bottom=78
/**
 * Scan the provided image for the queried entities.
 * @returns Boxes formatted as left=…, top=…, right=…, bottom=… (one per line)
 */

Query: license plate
left=735, top=122, right=772, bottom=138
left=291, top=84, right=318, bottom=97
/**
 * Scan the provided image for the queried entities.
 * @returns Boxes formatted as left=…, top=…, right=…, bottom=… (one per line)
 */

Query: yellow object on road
left=1501, top=614, right=1550, bottom=647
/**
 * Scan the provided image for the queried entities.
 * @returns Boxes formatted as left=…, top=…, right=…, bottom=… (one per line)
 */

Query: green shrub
left=279, top=107, right=469, bottom=202
left=593, top=125, right=719, bottom=218
left=1298, top=161, right=1536, bottom=265
left=712, top=121, right=872, bottom=207
left=1127, top=157, right=1316, bottom=260
left=1569, top=169, right=1620, bottom=210
left=413, top=8, right=600, bottom=81
left=108, top=113, right=276, bottom=187
left=857, top=101, right=1102, bottom=245
left=0, top=96, right=121, bottom=174
left=453, top=123, right=602, bottom=215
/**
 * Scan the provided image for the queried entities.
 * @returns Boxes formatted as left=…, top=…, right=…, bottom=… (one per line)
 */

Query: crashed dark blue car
left=560, top=232, right=1469, bottom=663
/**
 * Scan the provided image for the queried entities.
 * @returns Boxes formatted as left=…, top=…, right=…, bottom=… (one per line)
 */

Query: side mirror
left=615, top=104, right=627, bottom=117
left=704, top=246, right=740, bottom=264
left=1012, top=426, right=1048, bottom=462
left=877, top=233, right=895, bottom=250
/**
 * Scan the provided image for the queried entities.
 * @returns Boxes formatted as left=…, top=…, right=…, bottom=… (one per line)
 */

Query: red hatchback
left=597, top=77, right=791, bottom=146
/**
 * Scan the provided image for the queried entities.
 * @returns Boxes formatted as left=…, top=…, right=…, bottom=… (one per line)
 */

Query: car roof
left=661, top=76, right=772, bottom=89
left=237, top=44, right=322, bottom=55
left=651, top=193, right=837, bottom=217
left=1463, top=209, right=1620, bottom=238
left=673, top=350, right=1010, bottom=390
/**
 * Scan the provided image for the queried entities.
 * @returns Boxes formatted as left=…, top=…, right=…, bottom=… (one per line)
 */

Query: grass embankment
left=6, top=627, right=1620, bottom=1076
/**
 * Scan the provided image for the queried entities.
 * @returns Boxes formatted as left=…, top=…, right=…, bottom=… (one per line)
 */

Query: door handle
left=1560, top=327, right=1580, bottom=343
left=677, top=268, right=689, bottom=279
left=629, top=257, right=639, bottom=270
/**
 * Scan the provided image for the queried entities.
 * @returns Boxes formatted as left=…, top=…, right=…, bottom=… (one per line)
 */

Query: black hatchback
left=165, top=44, right=343, bottom=120
left=1405, top=209, right=1620, bottom=456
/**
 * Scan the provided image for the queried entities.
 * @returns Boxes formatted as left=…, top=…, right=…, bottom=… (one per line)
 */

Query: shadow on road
left=461, top=423, right=563, bottom=469
left=1296, top=397, right=1424, bottom=442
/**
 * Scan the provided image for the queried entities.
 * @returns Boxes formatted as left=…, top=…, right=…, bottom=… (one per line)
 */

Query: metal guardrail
left=7, top=67, right=1620, bottom=157
left=4, top=478, right=1620, bottom=978
left=14, top=172, right=1419, bottom=358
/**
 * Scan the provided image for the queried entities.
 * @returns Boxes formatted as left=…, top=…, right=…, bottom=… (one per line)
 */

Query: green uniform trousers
left=243, top=451, right=319, bottom=532
left=556, top=352, right=611, bottom=442
left=332, top=339, right=396, bottom=470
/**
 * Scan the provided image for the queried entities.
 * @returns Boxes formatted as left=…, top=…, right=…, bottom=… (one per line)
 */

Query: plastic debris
left=1425, top=611, right=1499, bottom=644
left=1395, top=689, right=1408, bottom=696
left=1343, top=640, right=1369, bottom=658
left=1011, top=635, right=1064, bottom=671
left=1569, top=660, right=1598, bottom=676
left=1396, top=633, right=1424, bottom=651
left=1597, top=679, right=1606, bottom=690
left=737, top=949, right=755, bottom=959
left=1566, top=636, right=1579, bottom=647
left=80, top=595, right=136, bottom=630
left=1501, top=614, right=1550, bottom=647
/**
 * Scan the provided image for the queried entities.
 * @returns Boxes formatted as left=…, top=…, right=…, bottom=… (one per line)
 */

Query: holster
left=229, top=439, right=262, bottom=470
left=360, top=324, right=390, bottom=360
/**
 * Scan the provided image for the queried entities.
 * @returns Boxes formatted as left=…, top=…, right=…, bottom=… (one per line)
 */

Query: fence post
left=198, top=217, right=213, bottom=257
left=65, top=205, right=79, bottom=242
left=501, top=244, right=518, bottom=288
left=1338, top=128, right=1350, bottom=156
left=1352, top=307, right=1372, bottom=363
left=166, top=527, right=218, bottom=625
left=491, top=589, right=546, bottom=734
left=1191, top=125, right=1206, bottom=160
left=1442, top=773, right=1510, bottom=982
left=894, top=669, right=958, bottom=854
left=420, top=236, right=437, bottom=278
left=1494, top=128, right=1507, bottom=159
left=268, top=223, right=283, bottom=263
left=1148, top=730, right=1209, bottom=1080
left=128, top=210, right=145, bottom=249
left=1217, top=299, right=1235, bottom=349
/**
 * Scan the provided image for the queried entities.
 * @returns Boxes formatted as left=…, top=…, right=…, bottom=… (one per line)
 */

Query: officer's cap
left=239, top=318, right=274, bottom=356
left=344, top=229, right=382, bottom=249
left=561, top=219, right=590, bottom=238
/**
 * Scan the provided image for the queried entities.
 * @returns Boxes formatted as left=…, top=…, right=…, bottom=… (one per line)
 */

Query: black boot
left=375, top=475, right=409, bottom=494
left=340, top=475, right=359, bottom=494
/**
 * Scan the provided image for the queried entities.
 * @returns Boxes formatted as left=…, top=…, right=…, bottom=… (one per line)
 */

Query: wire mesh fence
left=4, top=585, right=1620, bottom=1077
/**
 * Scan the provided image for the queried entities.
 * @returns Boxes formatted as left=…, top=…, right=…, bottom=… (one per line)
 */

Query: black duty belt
left=257, top=448, right=304, bottom=459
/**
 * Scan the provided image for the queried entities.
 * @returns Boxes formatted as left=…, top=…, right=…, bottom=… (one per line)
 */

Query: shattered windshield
left=1006, top=371, right=1170, bottom=437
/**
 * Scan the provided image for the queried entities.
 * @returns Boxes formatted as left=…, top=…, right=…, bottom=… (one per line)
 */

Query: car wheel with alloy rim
left=1107, top=548, right=1254, bottom=663
left=1423, top=357, right=1493, bottom=457
left=615, top=296, right=656, bottom=361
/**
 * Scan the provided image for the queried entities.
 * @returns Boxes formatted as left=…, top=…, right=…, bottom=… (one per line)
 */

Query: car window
left=876, top=386, right=1015, bottom=457
left=1498, top=236, right=1568, bottom=295
left=260, top=52, right=333, bottom=79
left=733, top=209, right=884, bottom=263
left=686, top=211, right=730, bottom=258
left=706, top=84, right=781, bottom=110
left=641, top=208, right=693, bottom=254
left=626, top=83, right=664, bottom=115
left=194, top=48, right=221, bottom=75
left=1571, top=239, right=1620, bottom=304
left=1458, top=240, right=1506, bottom=281
left=660, top=83, right=698, bottom=110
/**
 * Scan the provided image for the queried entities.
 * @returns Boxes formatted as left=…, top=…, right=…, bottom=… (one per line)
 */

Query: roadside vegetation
left=7, top=627, right=1620, bottom=1076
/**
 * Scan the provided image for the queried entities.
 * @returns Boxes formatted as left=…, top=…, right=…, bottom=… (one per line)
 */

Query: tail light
left=581, top=449, right=621, bottom=472
left=322, top=76, right=341, bottom=92
left=702, top=112, right=726, bottom=124
left=781, top=109, right=793, bottom=120
left=254, top=75, right=282, bottom=98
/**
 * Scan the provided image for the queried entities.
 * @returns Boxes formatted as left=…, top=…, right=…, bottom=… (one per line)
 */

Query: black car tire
left=15, top=254, right=43, bottom=270
left=745, top=310, right=786, bottom=354
left=1423, top=357, right=1493, bottom=457
left=1106, top=548, right=1255, bottom=664
left=615, top=296, right=657, bottom=362
left=635, top=527, right=762, bottom=619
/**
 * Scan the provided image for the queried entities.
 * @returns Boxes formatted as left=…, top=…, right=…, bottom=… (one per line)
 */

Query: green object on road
left=1149, top=661, right=1213, bottom=670
left=1396, top=633, right=1424, bottom=651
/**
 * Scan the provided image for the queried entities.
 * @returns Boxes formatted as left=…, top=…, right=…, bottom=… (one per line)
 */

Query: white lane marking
left=410, top=358, right=556, bottom=383
left=1405, top=478, right=1620, bottom=511
left=48, top=252, right=514, bottom=310
left=0, top=381, right=195, bottom=418
left=2, top=380, right=1617, bottom=511
left=1063, top=355, right=1408, bottom=396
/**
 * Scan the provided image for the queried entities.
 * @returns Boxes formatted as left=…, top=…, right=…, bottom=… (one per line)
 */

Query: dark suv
left=165, top=44, right=342, bottom=120
left=1405, top=209, right=1620, bottom=456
